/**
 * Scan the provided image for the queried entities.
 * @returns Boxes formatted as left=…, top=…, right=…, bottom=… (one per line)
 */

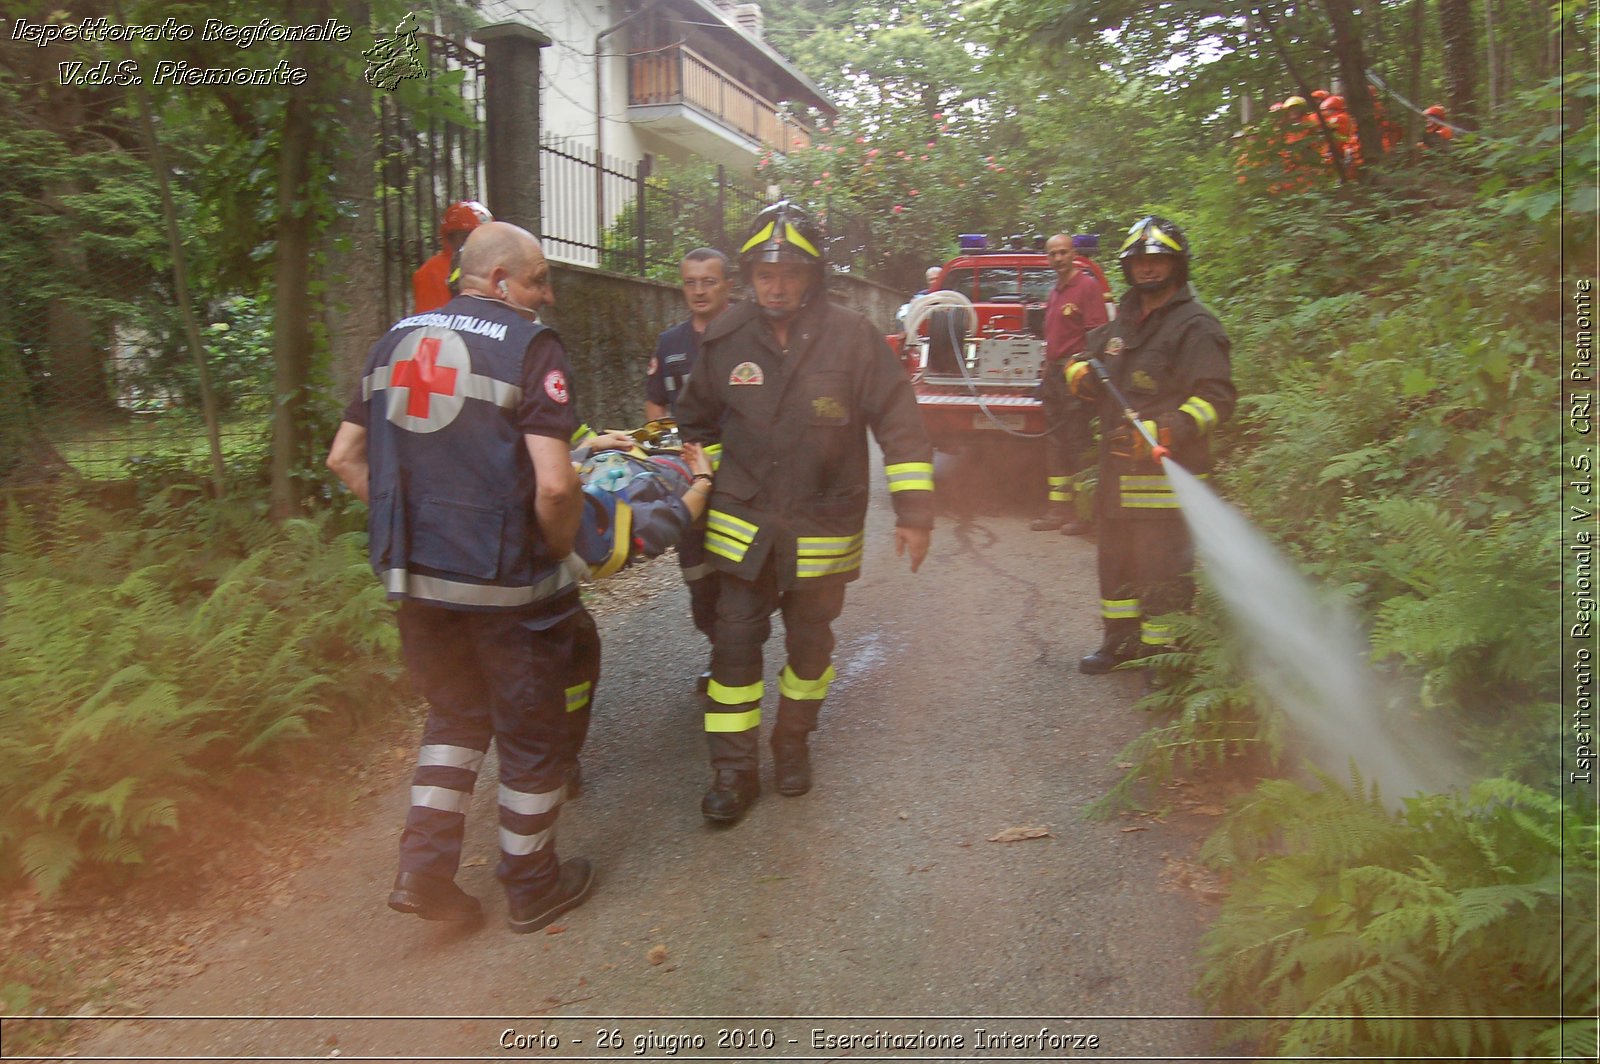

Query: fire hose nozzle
left=1087, top=358, right=1166, bottom=458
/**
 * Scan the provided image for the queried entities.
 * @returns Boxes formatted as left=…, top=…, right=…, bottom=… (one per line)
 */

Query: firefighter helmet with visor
left=1118, top=215, right=1190, bottom=292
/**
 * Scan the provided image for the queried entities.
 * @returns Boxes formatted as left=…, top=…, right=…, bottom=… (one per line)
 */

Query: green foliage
left=1090, top=595, right=1282, bottom=817
left=0, top=491, right=400, bottom=896
left=1198, top=775, right=1596, bottom=1059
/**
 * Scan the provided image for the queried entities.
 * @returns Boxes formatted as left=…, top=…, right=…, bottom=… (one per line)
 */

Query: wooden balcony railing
left=628, top=43, right=812, bottom=154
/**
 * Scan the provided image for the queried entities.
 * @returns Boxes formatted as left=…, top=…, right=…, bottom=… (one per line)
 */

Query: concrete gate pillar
left=471, top=23, right=552, bottom=236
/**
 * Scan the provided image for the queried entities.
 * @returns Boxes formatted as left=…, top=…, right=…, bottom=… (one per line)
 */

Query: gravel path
left=63, top=448, right=1232, bottom=1063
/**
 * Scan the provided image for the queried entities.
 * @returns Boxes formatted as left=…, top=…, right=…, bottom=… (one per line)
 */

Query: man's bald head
left=1046, top=233, right=1078, bottom=281
left=458, top=221, right=554, bottom=316
left=459, top=221, right=542, bottom=288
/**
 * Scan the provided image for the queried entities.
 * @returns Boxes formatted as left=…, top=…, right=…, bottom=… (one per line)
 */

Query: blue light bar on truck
left=958, top=233, right=988, bottom=251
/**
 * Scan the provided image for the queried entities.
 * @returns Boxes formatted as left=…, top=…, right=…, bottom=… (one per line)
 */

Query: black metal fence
left=3, top=258, right=276, bottom=483
left=535, top=137, right=898, bottom=286
left=377, top=32, right=487, bottom=326
left=539, top=137, right=772, bottom=280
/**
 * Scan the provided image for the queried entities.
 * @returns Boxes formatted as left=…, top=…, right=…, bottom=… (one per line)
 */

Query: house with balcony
left=465, top=0, right=834, bottom=266
left=474, top=0, right=834, bottom=213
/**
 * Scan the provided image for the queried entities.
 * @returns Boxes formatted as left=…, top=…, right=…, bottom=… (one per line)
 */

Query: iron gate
left=377, top=32, right=486, bottom=325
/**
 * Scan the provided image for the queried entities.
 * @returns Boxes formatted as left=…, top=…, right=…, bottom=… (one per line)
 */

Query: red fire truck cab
left=896, top=234, right=1113, bottom=452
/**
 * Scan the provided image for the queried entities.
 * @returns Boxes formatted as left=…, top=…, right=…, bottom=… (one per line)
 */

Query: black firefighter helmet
left=739, top=200, right=826, bottom=272
left=1118, top=215, right=1190, bottom=292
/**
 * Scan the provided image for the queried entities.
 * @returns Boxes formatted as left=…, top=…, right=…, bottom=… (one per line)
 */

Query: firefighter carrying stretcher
left=677, top=201, right=936, bottom=825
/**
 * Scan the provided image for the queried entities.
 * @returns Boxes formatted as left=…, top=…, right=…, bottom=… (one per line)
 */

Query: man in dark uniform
left=1032, top=232, right=1110, bottom=534
left=326, top=222, right=598, bottom=933
left=644, top=248, right=734, bottom=691
left=1066, top=215, right=1235, bottom=673
left=676, top=201, right=936, bottom=824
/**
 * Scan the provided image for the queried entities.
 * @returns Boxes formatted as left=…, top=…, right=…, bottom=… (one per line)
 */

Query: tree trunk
left=0, top=340, right=69, bottom=487
left=322, top=0, right=382, bottom=403
left=1322, top=0, right=1382, bottom=172
left=1404, top=0, right=1426, bottom=151
left=41, top=178, right=114, bottom=415
left=1439, top=0, right=1478, bottom=129
left=268, top=67, right=318, bottom=521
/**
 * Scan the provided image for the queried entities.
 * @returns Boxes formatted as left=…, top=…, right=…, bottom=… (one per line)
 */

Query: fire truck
left=893, top=234, right=1113, bottom=452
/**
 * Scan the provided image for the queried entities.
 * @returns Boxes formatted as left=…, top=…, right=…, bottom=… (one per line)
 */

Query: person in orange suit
left=413, top=200, right=494, bottom=313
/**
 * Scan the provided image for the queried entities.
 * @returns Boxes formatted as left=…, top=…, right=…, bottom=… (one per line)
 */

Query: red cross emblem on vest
left=390, top=337, right=458, bottom=418
left=383, top=329, right=470, bottom=433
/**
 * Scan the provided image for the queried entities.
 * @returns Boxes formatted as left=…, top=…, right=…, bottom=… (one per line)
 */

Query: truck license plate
left=973, top=412, right=1026, bottom=431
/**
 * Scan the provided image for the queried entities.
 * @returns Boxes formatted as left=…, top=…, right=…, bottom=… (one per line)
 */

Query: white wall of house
left=475, top=0, right=645, bottom=167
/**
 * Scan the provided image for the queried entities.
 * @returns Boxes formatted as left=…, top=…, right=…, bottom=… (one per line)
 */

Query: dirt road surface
left=59, top=449, right=1231, bottom=1063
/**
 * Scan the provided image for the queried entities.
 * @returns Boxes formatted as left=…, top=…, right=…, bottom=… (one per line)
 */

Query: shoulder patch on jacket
left=730, top=361, right=764, bottom=386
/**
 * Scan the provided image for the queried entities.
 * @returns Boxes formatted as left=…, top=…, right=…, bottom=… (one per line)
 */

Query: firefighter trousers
left=705, top=556, right=846, bottom=772
left=395, top=602, right=599, bottom=904
left=1039, top=362, right=1095, bottom=507
left=1095, top=515, right=1195, bottom=651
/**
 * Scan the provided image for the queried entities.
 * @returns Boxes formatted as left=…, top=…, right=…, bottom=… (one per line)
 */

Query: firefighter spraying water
left=1079, top=225, right=1454, bottom=803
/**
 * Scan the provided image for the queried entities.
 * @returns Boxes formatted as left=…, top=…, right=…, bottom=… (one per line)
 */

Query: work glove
left=1106, top=419, right=1174, bottom=461
left=1064, top=358, right=1099, bottom=401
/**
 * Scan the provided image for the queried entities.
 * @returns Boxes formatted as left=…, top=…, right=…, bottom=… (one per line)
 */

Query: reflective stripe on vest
left=1119, top=472, right=1205, bottom=510
left=778, top=663, right=835, bottom=702
left=565, top=680, right=593, bottom=714
left=885, top=461, right=935, bottom=493
left=361, top=364, right=524, bottom=411
left=381, top=565, right=576, bottom=608
left=705, top=509, right=758, bottom=563
left=796, top=531, right=864, bottom=578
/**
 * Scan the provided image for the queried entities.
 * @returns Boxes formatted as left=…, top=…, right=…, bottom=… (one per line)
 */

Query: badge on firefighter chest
left=1105, top=336, right=1125, bottom=358
left=729, top=361, right=764, bottom=385
left=1130, top=369, right=1158, bottom=393
left=811, top=395, right=848, bottom=425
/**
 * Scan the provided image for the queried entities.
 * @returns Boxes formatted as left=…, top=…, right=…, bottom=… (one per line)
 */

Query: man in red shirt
left=1032, top=233, right=1110, bottom=534
left=412, top=200, right=493, bottom=313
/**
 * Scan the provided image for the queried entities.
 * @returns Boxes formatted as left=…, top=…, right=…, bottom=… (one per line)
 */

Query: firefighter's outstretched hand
left=895, top=526, right=931, bottom=573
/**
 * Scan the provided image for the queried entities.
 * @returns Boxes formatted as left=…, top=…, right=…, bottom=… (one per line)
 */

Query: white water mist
left=1162, top=459, right=1459, bottom=804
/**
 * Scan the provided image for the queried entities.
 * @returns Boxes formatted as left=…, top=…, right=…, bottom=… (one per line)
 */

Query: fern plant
left=0, top=492, right=401, bottom=895
left=1198, top=774, right=1597, bottom=1060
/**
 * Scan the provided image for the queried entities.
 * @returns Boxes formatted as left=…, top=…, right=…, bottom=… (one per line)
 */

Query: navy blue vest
left=360, top=297, right=576, bottom=612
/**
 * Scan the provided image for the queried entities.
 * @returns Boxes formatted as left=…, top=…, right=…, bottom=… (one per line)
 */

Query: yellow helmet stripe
left=739, top=219, right=777, bottom=252
left=783, top=223, right=820, bottom=259
left=740, top=221, right=776, bottom=254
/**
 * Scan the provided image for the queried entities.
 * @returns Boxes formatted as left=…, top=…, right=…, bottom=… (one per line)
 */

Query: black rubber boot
left=700, top=769, right=759, bottom=823
left=1078, top=620, right=1142, bottom=675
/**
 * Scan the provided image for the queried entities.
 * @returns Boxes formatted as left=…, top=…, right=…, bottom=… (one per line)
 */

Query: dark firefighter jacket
left=676, top=296, right=935, bottom=589
left=1075, top=283, right=1236, bottom=518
